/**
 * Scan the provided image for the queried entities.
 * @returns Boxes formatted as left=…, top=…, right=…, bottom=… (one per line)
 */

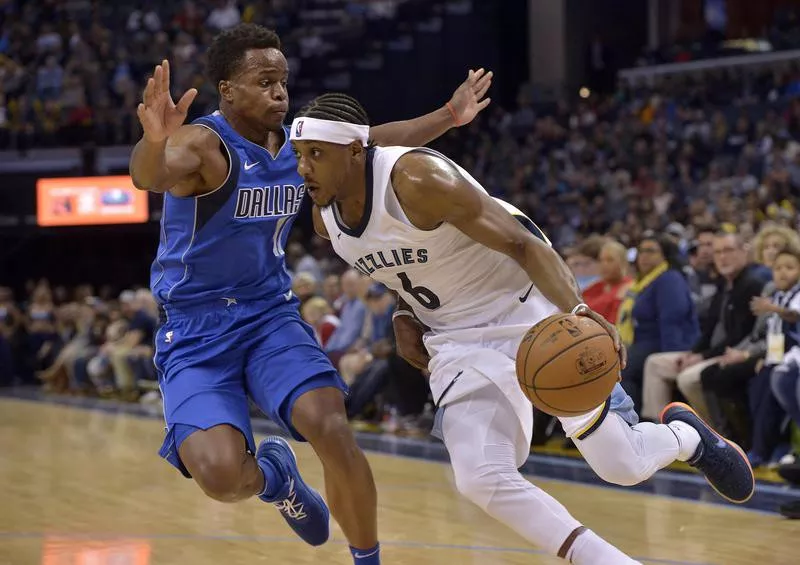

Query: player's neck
left=220, top=107, right=285, bottom=156
left=335, top=164, right=368, bottom=229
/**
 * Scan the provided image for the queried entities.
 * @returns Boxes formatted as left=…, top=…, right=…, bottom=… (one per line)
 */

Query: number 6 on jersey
left=397, top=272, right=441, bottom=310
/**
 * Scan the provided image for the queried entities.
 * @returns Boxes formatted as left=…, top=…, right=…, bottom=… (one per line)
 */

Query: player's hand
left=393, top=312, right=431, bottom=371
left=447, top=68, right=493, bottom=127
left=137, top=59, right=198, bottom=144
left=573, top=305, right=627, bottom=374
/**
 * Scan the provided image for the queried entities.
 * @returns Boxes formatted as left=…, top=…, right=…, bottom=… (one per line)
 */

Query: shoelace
left=273, top=478, right=307, bottom=520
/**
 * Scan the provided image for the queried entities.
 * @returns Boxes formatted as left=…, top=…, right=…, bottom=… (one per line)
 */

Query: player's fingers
left=153, top=64, right=163, bottom=99
left=175, top=88, right=198, bottom=115
left=142, top=77, right=155, bottom=107
left=471, top=68, right=485, bottom=83
left=476, top=97, right=491, bottom=111
left=162, top=59, right=171, bottom=95
left=474, top=71, right=493, bottom=97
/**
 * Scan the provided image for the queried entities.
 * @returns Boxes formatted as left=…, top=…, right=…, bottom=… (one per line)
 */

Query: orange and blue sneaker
left=256, top=436, right=330, bottom=546
left=660, top=402, right=755, bottom=503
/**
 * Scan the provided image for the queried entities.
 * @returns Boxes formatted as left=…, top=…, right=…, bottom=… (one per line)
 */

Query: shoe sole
left=659, top=402, right=755, bottom=504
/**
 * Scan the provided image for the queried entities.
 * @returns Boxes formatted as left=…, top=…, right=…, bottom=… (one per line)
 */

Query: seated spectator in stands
left=582, top=240, right=632, bottom=324
left=740, top=246, right=800, bottom=466
left=642, top=232, right=766, bottom=421
left=301, top=297, right=340, bottom=348
left=87, top=315, right=129, bottom=395
left=27, top=283, right=60, bottom=379
left=71, top=308, right=111, bottom=394
left=699, top=272, right=774, bottom=447
left=325, top=269, right=367, bottom=369
left=291, top=271, right=318, bottom=305
left=683, top=225, right=719, bottom=323
left=106, top=290, right=157, bottom=400
left=337, top=283, right=394, bottom=385
left=287, top=241, right=323, bottom=283
left=752, top=223, right=800, bottom=279
left=0, top=287, right=23, bottom=385
left=323, top=273, right=344, bottom=314
left=345, top=284, right=416, bottom=424
left=618, top=233, right=699, bottom=413
left=565, top=235, right=605, bottom=290
left=37, top=300, right=97, bottom=393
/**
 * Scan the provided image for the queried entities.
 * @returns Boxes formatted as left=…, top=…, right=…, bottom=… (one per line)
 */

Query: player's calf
left=292, top=387, right=380, bottom=563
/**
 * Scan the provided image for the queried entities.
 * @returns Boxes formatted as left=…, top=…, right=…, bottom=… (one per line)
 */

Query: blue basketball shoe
left=256, top=436, right=330, bottom=546
left=660, top=402, right=755, bottom=503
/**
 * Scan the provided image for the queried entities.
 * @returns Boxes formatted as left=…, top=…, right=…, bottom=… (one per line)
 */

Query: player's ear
left=349, top=141, right=364, bottom=160
left=219, top=80, right=233, bottom=103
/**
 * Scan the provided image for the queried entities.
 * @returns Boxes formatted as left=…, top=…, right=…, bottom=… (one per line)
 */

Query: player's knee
left=191, top=450, right=247, bottom=502
left=292, top=388, right=355, bottom=454
left=181, top=438, right=248, bottom=502
left=591, top=457, right=647, bottom=487
left=303, top=411, right=354, bottom=453
left=452, top=460, right=501, bottom=509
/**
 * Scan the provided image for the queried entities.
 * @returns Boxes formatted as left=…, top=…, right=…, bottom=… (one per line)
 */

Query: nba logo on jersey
left=295, top=120, right=304, bottom=137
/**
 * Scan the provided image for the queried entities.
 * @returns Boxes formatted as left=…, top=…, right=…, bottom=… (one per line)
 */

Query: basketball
left=516, top=313, right=619, bottom=417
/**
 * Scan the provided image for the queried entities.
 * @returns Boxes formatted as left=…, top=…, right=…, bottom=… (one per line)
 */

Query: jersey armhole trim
left=193, top=122, right=237, bottom=199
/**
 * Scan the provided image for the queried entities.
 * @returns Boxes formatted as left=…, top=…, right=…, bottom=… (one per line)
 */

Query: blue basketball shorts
left=153, top=296, right=347, bottom=477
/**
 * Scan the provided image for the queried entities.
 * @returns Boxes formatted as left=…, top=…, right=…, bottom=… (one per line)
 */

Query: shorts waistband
left=158, top=293, right=296, bottom=322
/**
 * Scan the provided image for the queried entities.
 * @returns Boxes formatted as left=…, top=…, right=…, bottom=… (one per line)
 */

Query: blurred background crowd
left=3, top=0, right=800, bottom=504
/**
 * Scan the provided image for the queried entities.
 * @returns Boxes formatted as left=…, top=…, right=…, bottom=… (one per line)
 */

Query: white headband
left=290, top=117, right=369, bottom=146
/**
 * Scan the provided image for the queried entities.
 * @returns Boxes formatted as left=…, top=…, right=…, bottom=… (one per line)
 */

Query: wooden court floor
left=1, top=399, right=798, bottom=565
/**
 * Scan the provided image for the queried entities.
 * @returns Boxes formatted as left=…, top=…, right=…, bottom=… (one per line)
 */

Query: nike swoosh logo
left=284, top=290, right=293, bottom=301
left=519, top=284, right=534, bottom=303
left=244, top=161, right=260, bottom=171
left=353, top=548, right=380, bottom=559
left=434, top=370, right=463, bottom=408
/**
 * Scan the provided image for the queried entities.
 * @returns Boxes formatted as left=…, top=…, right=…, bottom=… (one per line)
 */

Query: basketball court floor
left=1, top=392, right=799, bottom=565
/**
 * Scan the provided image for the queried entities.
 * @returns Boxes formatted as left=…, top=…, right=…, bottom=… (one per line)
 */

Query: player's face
left=293, top=140, right=361, bottom=208
left=225, top=48, right=289, bottom=132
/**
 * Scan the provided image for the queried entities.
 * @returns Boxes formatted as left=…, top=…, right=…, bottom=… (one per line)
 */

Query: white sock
left=567, top=529, right=642, bottom=565
left=667, top=421, right=701, bottom=462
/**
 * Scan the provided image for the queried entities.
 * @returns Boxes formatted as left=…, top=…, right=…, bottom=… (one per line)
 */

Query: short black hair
left=297, top=93, right=370, bottom=126
left=206, top=24, right=281, bottom=85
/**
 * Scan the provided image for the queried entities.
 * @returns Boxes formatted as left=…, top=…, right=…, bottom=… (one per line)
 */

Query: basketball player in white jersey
left=288, top=94, right=755, bottom=564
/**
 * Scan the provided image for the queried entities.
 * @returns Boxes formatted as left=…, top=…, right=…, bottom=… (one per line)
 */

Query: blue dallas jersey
left=150, top=111, right=304, bottom=307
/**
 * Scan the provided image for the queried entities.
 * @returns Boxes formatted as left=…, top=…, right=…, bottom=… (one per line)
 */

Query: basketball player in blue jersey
left=289, top=94, right=756, bottom=565
left=128, top=24, right=492, bottom=565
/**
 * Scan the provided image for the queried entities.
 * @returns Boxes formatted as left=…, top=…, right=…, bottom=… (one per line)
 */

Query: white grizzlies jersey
left=320, top=146, right=546, bottom=333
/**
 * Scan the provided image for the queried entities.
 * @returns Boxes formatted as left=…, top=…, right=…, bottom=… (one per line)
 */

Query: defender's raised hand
left=137, top=60, right=198, bottom=143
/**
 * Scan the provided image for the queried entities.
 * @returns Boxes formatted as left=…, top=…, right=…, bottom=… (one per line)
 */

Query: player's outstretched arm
left=129, top=60, right=221, bottom=195
left=391, top=152, right=627, bottom=368
left=369, top=69, right=492, bottom=147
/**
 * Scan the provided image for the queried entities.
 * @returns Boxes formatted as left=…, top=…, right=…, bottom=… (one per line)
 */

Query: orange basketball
left=516, top=313, right=619, bottom=417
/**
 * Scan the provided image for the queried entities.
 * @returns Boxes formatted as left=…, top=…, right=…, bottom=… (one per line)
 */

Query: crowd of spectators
left=4, top=0, right=800, bottom=512
left=0, top=0, right=410, bottom=150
